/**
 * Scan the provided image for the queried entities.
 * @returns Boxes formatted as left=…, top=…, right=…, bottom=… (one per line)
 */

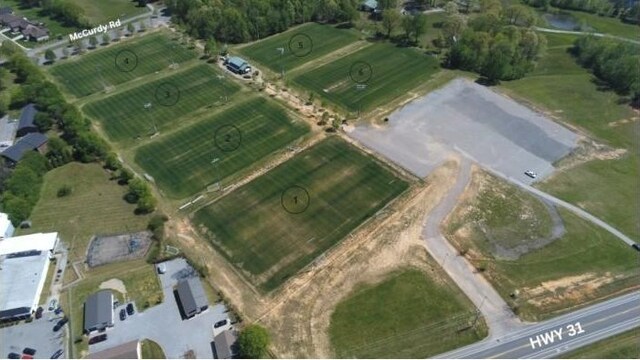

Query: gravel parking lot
left=89, top=258, right=232, bottom=358
left=348, top=78, right=578, bottom=183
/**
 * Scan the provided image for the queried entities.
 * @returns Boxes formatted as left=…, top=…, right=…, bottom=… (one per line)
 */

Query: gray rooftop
left=1, top=132, right=47, bottom=163
left=0, top=251, right=50, bottom=320
left=0, top=116, right=17, bottom=147
left=84, top=290, right=114, bottom=332
left=18, top=104, right=37, bottom=130
left=176, top=277, right=207, bottom=316
left=214, top=330, right=238, bottom=359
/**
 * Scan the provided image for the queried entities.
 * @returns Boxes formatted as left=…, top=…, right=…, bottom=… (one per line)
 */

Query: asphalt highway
left=438, top=291, right=640, bottom=358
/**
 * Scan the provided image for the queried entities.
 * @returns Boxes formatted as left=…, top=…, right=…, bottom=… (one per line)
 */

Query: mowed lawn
left=193, top=137, right=408, bottom=291
left=135, top=97, right=309, bottom=199
left=83, top=64, right=240, bottom=142
left=17, top=162, right=151, bottom=263
left=237, top=23, right=360, bottom=72
left=562, top=328, right=639, bottom=359
left=501, top=36, right=640, bottom=240
left=50, top=32, right=197, bottom=98
left=330, top=270, right=486, bottom=358
left=292, top=43, right=440, bottom=112
left=67, top=0, right=148, bottom=24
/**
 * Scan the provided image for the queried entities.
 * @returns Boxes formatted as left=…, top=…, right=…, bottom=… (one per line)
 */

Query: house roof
left=22, top=24, right=48, bottom=38
left=18, top=103, right=37, bottom=130
left=1, top=132, right=48, bottom=163
left=214, top=330, right=238, bottom=359
left=84, top=290, right=114, bottom=332
left=176, top=277, right=207, bottom=316
left=0, top=232, right=58, bottom=256
left=86, top=339, right=140, bottom=359
left=362, top=0, right=378, bottom=8
left=0, top=251, right=50, bottom=320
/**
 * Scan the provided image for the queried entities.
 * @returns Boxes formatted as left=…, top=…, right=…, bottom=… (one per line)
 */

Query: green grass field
left=563, top=9, right=639, bottom=40
left=83, top=64, right=240, bottom=142
left=562, top=328, right=639, bottom=359
left=17, top=162, right=151, bottom=262
left=68, top=0, right=147, bottom=24
left=501, top=37, right=639, bottom=240
left=193, top=137, right=408, bottom=291
left=292, top=43, right=440, bottom=112
left=330, top=269, right=486, bottom=358
left=135, top=97, right=309, bottom=199
left=237, top=23, right=360, bottom=73
left=445, top=172, right=638, bottom=320
left=50, top=32, right=197, bottom=98
left=0, top=0, right=79, bottom=39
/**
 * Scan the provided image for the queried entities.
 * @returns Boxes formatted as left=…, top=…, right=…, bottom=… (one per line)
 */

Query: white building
left=0, top=212, right=14, bottom=240
left=0, top=232, right=59, bottom=258
left=0, top=251, right=51, bottom=321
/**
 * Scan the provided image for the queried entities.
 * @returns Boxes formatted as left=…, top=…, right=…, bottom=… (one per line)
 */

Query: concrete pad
left=348, top=78, right=578, bottom=183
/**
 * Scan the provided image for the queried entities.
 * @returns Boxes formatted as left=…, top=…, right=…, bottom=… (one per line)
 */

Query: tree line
left=0, top=42, right=156, bottom=225
left=166, top=0, right=368, bottom=43
left=443, top=0, right=546, bottom=83
left=572, top=36, right=640, bottom=103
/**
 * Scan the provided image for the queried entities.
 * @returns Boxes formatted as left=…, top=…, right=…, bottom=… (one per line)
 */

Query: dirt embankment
left=167, top=161, right=459, bottom=357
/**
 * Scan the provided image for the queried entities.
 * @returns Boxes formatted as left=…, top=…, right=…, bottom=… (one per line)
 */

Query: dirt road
left=421, top=157, right=525, bottom=338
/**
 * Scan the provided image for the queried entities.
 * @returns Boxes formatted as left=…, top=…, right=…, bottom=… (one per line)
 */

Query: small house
left=225, top=56, right=251, bottom=75
left=83, top=290, right=114, bottom=334
left=1, top=132, right=48, bottom=166
left=175, top=277, right=208, bottom=319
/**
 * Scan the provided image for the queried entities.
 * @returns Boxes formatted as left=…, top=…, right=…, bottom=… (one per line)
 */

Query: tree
left=442, top=14, right=467, bottom=44
left=331, top=118, right=342, bottom=131
left=127, top=23, right=135, bottom=35
left=444, top=1, right=459, bottom=15
left=137, top=193, right=156, bottom=213
left=104, top=152, right=121, bottom=171
left=44, top=49, right=56, bottom=63
left=102, top=33, right=111, bottom=45
left=204, top=39, right=217, bottom=58
left=502, top=5, right=536, bottom=27
left=62, top=48, right=70, bottom=58
left=381, top=9, right=400, bottom=38
left=238, top=325, right=270, bottom=359
left=88, top=36, right=98, bottom=48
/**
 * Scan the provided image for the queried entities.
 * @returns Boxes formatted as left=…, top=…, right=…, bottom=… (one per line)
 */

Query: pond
left=543, top=12, right=582, bottom=31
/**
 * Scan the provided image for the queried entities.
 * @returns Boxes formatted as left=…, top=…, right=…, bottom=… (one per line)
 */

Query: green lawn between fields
left=445, top=171, right=638, bottom=321
left=562, top=328, right=640, bottom=359
left=83, top=63, right=240, bottom=143
left=500, top=33, right=640, bottom=241
left=65, top=260, right=162, bottom=358
left=135, top=96, right=309, bottom=199
left=193, top=137, right=409, bottom=292
left=292, top=42, right=441, bottom=113
left=329, top=269, right=487, bottom=358
left=67, top=0, right=148, bottom=25
left=50, top=32, right=197, bottom=98
left=17, top=162, right=151, bottom=263
left=237, top=23, right=361, bottom=73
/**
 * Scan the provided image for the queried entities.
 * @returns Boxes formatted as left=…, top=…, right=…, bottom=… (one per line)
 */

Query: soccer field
left=83, top=64, right=240, bottom=142
left=237, top=23, right=360, bottom=73
left=192, top=137, right=409, bottom=291
left=50, top=32, right=197, bottom=98
left=292, top=43, right=440, bottom=112
left=135, top=97, right=309, bottom=199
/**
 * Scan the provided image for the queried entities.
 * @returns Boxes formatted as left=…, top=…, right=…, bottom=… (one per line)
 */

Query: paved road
left=534, top=27, right=640, bottom=45
left=421, top=158, right=524, bottom=338
left=438, top=291, right=640, bottom=358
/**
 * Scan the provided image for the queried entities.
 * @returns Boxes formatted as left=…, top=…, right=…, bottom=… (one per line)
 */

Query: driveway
left=89, top=258, right=232, bottom=358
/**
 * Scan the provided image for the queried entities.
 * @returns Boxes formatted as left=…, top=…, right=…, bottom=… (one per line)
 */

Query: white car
left=524, top=170, right=537, bottom=179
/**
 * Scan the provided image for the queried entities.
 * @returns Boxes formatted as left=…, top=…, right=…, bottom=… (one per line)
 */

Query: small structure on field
left=224, top=56, right=252, bottom=75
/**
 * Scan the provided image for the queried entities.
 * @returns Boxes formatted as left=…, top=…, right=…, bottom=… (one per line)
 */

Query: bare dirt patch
left=522, top=272, right=620, bottom=308
left=99, top=278, right=127, bottom=295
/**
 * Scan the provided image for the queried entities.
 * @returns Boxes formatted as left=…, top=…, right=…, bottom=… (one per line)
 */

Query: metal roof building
left=84, top=290, right=114, bottom=333
left=213, top=330, right=238, bottom=359
left=0, top=232, right=58, bottom=257
left=86, top=339, right=141, bottom=359
left=1, top=132, right=48, bottom=164
left=176, top=277, right=208, bottom=319
left=225, top=56, right=251, bottom=74
left=0, top=251, right=51, bottom=321
left=17, top=103, right=38, bottom=137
